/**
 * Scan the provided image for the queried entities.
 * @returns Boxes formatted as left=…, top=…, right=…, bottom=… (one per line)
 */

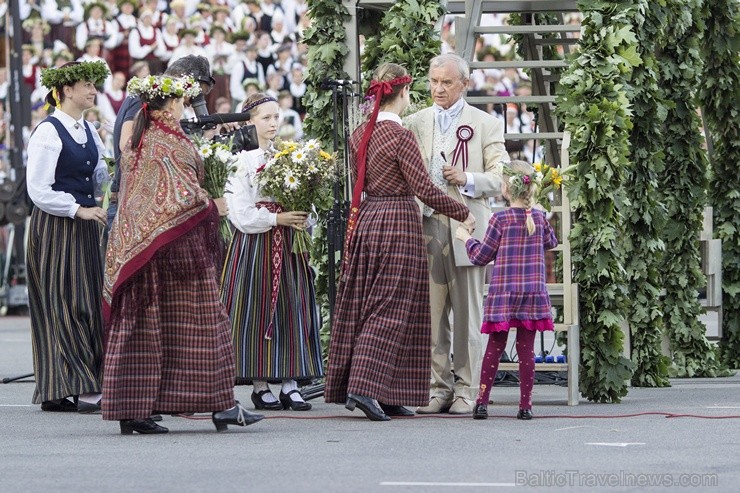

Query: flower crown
left=502, top=162, right=537, bottom=199
left=41, top=61, right=110, bottom=89
left=126, top=75, right=202, bottom=100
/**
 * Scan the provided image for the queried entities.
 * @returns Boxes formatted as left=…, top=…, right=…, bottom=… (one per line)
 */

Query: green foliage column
left=360, top=0, right=445, bottom=101
left=656, top=0, right=725, bottom=377
left=555, top=0, right=638, bottom=402
left=624, top=1, right=671, bottom=387
left=699, top=0, right=740, bottom=369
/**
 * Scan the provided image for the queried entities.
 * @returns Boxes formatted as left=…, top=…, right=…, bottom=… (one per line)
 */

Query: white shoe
left=448, top=397, right=474, bottom=415
left=416, top=396, right=452, bottom=414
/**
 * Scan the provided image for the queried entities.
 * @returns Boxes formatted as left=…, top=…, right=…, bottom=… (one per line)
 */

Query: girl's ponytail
left=525, top=194, right=536, bottom=235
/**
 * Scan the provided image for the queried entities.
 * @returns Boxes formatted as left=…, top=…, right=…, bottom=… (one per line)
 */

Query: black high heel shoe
left=346, top=393, right=390, bottom=421
left=212, top=403, right=264, bottom=431
left=517, top=409, right=533, bottom=420
left=473, top=403, right=488, bottom=420
left=279, top=390, right=312, bottom=411
left=379, top=403, right=414, bottom=417
left=250, top=390, right=283, bottom=410
left=120, top=419, right=169, bottom=435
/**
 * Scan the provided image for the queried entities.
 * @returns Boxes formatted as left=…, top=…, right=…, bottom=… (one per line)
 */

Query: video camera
left=180, top=112, right=260, bottom=153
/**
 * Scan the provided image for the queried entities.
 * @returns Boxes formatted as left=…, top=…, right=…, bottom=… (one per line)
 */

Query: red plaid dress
left=324, top=119, right=469, bottom=406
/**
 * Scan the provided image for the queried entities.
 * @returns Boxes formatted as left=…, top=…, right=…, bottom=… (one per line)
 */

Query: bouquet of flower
left=194, top=135, right=238, bottom=244
left=533, top=161, right=563, bottom=211
left=255, top=138, right=339, bottom=254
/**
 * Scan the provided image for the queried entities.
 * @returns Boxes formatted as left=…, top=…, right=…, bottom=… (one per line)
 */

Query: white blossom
left=216, top=148, right=232, bottom=164
left=284, top=173, right=300, bottom=190
left=304, top=139, right=319, bottom=151
left=199, top=145, right=213, bottom=158
left=291, top=150, right=307, bottom=163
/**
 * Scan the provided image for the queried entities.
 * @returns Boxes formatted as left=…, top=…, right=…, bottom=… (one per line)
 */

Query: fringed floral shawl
left=103, top=111, right=212, bottom=320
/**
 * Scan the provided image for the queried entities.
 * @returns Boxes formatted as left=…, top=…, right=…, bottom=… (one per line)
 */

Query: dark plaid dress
left=102, top=115, right=235, bottom=420
left=324, top=119, right=469, bottom=406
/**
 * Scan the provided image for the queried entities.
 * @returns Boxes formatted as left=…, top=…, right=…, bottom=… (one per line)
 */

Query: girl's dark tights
left=476, top=329, right=537, bottom=410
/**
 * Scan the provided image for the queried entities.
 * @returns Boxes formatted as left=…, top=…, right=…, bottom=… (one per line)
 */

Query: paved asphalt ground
left=1, top=315, right=738, bottom=492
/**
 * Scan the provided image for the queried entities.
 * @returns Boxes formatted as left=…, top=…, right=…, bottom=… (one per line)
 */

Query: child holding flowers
left=221, top=93, right=323, bottom=412
left=455, top=160, right=559, bottom=421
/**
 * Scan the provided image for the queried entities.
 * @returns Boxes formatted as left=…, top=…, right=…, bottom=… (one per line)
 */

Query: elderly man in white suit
left=405, top=53, right=508, bottom=414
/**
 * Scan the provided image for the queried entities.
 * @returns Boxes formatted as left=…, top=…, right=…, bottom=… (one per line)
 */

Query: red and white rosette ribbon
left=451, top=125, right=474, bottom=171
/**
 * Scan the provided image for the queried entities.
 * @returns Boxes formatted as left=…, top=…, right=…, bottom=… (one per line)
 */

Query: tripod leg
left=2, top=373, right=34, bottom=384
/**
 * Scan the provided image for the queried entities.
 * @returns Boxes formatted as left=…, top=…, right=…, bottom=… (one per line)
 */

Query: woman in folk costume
left=221, top=93, right=323, bottom=412
left=324, top=63, right=474, bottom=421
left=109, top=0, right=138, bottom=76
left=102, top=75, right=263, bottom=435
left=75, top=2, right=118, bottom=56
left=26, top=61, right=110, bottom=414
left=128, top=9, right=163, bottom=75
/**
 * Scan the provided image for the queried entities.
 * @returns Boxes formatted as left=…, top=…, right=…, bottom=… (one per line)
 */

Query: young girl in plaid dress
left=456, top=160, right=558, bottom=420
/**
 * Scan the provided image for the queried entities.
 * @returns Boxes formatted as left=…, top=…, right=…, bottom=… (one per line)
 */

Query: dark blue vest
left=44, top=117, right=98, bottom=207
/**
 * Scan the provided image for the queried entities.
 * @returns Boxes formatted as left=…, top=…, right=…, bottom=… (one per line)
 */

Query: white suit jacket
left=405, top=102, right=508, bottom=266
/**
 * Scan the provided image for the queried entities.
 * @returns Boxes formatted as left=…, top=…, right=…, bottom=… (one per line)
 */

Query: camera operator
left=108, top=55, right=224, bottom=227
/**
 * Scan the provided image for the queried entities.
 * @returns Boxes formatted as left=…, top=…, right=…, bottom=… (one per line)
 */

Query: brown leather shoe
left=416, top=396, right=452, bottom=414
left=448, top=397, right=474, bottom=415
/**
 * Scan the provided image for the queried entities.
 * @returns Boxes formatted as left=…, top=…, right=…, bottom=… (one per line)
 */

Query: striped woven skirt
left=220, top=227, right=324, bottom=383
left=102, top=222, right=235, bottom=420
left=27, top=208, right=104, bottom=404
left=324, top=196, right=432, bottom=407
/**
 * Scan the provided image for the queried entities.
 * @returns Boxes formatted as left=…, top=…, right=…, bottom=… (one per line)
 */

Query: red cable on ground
left=171, top=411, right=740, bottom=421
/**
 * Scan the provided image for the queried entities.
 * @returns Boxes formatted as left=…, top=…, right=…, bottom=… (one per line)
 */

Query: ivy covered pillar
left=699, top=0, right=740, bottom=369
left=655, top=0, right=727, bottom=377
left=555, top=0, right=638, bottom=403
left=625, top=0, right=671, bottom=387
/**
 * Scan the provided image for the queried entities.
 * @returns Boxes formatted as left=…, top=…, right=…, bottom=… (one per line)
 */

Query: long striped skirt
left=324, top=196, right=432, bottom=407
left=220, top=228, right=323, bottom=383
left=102, top=222, right=236, bottom=420
left=27, top=208, right=104, bottom=404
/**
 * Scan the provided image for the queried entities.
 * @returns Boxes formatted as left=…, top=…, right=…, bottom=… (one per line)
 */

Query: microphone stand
left=326, top=81, right=358, bottom=326
left=326, top=85, right=341, bottom=326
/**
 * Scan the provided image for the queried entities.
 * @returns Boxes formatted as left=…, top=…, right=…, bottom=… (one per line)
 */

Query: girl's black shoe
left=473, top=404, right=488, bottom=420
left=120, top=419, right=169, bottom=435
left=250, top=389, right=283, bottom=410
left=279, top=390, right=312, bottom=411
left=41, top=398, right=77, bottom=412
left=517, top=409, right=533, bottom=420
left=212, top=403, right=264, bottom=431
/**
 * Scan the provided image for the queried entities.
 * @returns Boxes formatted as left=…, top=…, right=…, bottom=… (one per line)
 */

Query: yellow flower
left=534, top=162, right=543, bottom=173
left=552, top=169, right=562, bottom=187
left=319, top=150, right=332, bottom=161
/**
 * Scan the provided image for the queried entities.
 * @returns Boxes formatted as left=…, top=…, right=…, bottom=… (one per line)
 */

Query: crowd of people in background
left=1, top=0, right=313, bottom=162
left=0, top=2, right=582, bottom=168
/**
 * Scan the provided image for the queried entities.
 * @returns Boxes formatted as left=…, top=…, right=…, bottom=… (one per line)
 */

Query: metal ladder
left=452, top=0, right=581, bottom=405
